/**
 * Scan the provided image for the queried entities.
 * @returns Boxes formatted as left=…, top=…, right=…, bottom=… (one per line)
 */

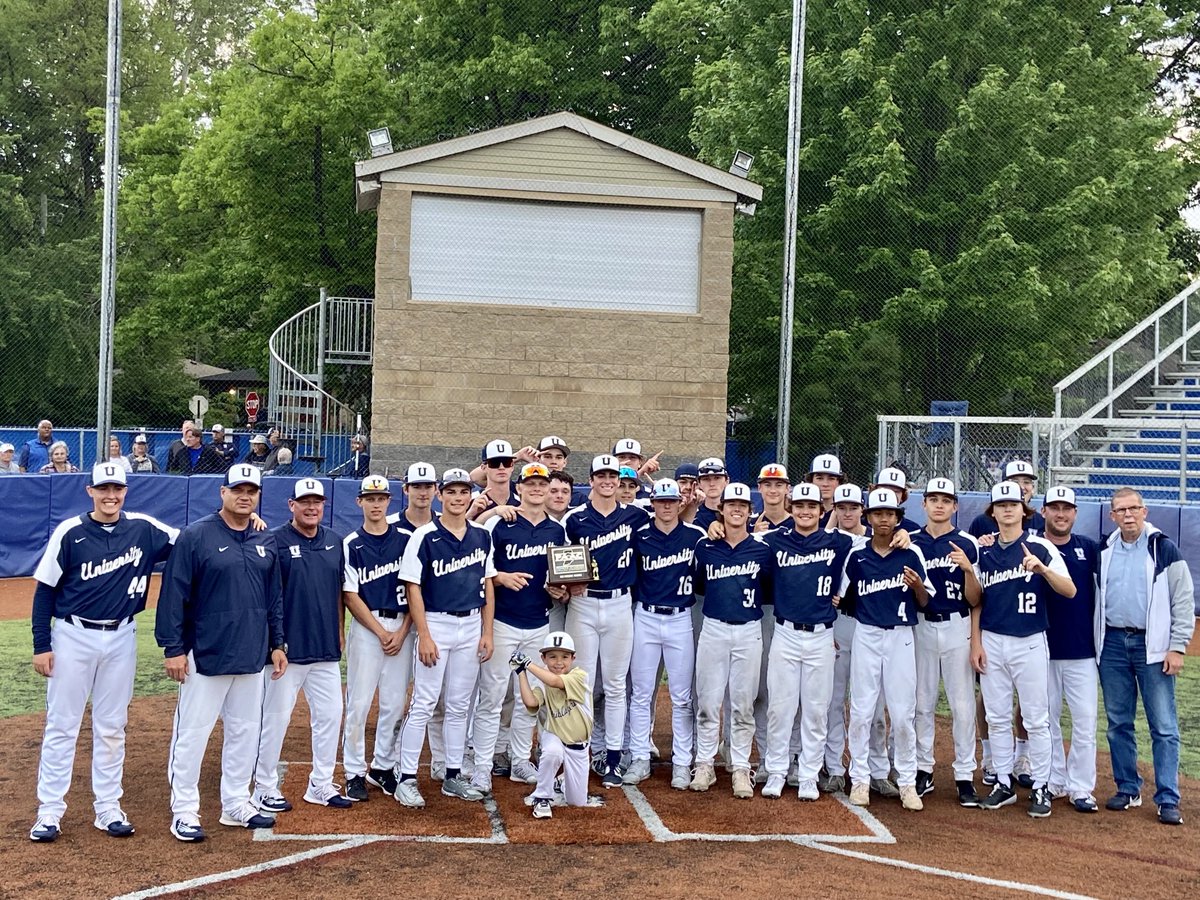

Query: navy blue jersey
left=155, top=513, right=284, bottom=676
left=1044, top=533, right=1099, bottom=659
left=399, top=517, right=496, bottom=613
left=561, top=502, right=643, bottom=591
left=750, top=511, right=791, bottom=532
left=693, top=534, right=773, bottom=623
left=766, top=528, right=853, bottom=626
left=694, top=505, right=720, bottom=531
left=839, top=544, right=933, bottom=629
left=977, top=536, right=1068, bottom=637
left=910, top=528, right=980, bottom=617
left=486, top=513, right=567, bottom=629
left=634, top=520, right=707, bottom=609
left=273, top=523, right=344, bottom=665
left=32, top=512, right=178, bottom=655
left=343, top=524, right=412, bottom=614
left=969, top=510, right=1045, bottom=539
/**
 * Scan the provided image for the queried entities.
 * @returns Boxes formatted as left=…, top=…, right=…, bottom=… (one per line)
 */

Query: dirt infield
left=0, top=577, right=161, bottom=620
left=2, top=692, right=1199, bottom=899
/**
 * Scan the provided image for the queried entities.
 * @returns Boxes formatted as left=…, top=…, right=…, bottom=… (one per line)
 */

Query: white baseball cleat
left=670, top=764, right=692, bottom=790
left=797, top=780, right=819, bottom=801
left=762, top=774, right=785, bottom=799
left=395, top=779, right=426, bottom=808
left=623, top=758, right=651, bottom=784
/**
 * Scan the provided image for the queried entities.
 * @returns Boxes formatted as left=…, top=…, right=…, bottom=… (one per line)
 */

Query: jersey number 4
left=1018, top=592, right=1037, bottom=614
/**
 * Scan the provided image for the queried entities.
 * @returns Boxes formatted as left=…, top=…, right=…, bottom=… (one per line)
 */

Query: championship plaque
left=547, top=544, right=595, bottom=585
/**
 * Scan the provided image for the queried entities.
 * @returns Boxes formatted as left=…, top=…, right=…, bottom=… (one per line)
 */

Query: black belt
left=564, top=742, right=587, bottom=751
left=1110, top=625, right=1146, bottom=634
left=67, top=615, right=134, bottom=631
left=376, top=609, right=404, bottom=620
left=922, top=610, right=966, bottom=623
left=440, top=608, right=480, bottom=618
left=586, top=588, right=626, bottom=599
left=641, top=603, right=685, bottom=615
left=710, top=617, right=754, bottom=626
left=775, top=617, right=831, bottom=632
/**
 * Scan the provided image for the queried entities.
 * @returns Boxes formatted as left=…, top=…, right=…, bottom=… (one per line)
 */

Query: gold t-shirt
left=533, top=666, right=593, bottom=745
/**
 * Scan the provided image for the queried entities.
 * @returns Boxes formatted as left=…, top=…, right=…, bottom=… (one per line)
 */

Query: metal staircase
left=267, top=289, right=373, bottom=472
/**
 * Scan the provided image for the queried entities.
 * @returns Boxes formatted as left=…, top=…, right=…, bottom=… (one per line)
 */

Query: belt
left=709, top=617, right=753, bottom=626
left=586, top=588, right=626, bottom=600
left=775, top=617, right=830, bottom=633
left=641, top=603, right=686, bottom=615
left=921, top=610, right=966, bottom=623
left=67, top=615, right=134, bottom=631
left=375, top=609, right=404, bottom=620
left=435, top=608, right=481, bottom=618
left=1110, top=625, right=1146, bottom=634
left=563, top=742, right=587, bottom=751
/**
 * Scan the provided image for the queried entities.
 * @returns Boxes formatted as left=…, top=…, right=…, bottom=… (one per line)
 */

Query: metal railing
left=267, top=289, right=373, bottom=468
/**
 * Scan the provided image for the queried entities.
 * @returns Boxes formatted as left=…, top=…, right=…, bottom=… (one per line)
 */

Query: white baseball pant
left=753, top=612, right=773, bottom=756
left=566, top=591, right=633, bottom=754
left=825, top=612, right=891, bottom=778
left=915, top=613, right=977, bottom=780
left=472, top=620, right=548, bottom=766
left=36, top=617, right=137, bottom=820
left=548, top=599, right=567, bottom=634
left=765, top=621, right=835, bottom=781
left=849, top=623, right=917, bottom=787
left=167, top=654, right=265, bottom=818
left=398, top=611, right=482, bottom=776
left=533, top=732, right=589, bottom=806
left=629, top=605, right=694, bottom=766
left=342, top=612, right=415, bottom=778
left=979, top=630, right=1051, bottom=787
left=1048, top=657, right=1097, bottom=799
left=254, top=660, right=343, bottom=796
left=694, top=619, right=761, bottom=770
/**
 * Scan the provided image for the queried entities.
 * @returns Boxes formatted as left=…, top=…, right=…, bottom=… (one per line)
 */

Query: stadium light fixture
left=729, top=150, right=754, bottom=179
left=367, top=127, right=393, bottom=157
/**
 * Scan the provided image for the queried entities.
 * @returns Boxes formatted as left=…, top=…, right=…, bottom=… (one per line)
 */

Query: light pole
left=95, top=0, right=122, bottom=461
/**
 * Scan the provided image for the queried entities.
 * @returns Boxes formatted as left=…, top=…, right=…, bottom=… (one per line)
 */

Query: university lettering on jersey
left=589, top=523, right=633, bottom=550
left=775, top=547, right=836, bottom=568
left=357, top=559, right=403, bottom=586
left=706, top=560, right=762, bottom=580
left=80, top=546, right=145, bottom=581
left=979, top=565, right=1035, bottom=590
left=643, top=546, right=696, bottom=571
left=505, top=541, right=553, bottom=561
left=432, top=547, right=487, bottom=577
left=857, top=572, right=907, bottom=595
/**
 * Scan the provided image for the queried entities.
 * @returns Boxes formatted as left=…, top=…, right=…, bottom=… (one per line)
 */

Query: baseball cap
left=1004, top=460, right=1037, bottom=480
left=482, top=439, right=514, bottom=462
left=652, top=479, right=682, bottom=501
left=873, top=467, right=909, bottom=491
left=924, top=477, right=957, bottom=499
left=405, top=462, right=437, bottom=485
left=519, top=462, right=550, bottom=482
left=359, top=475, right=391, bottom=496
left=591, top=454, right=620, bottom=475
left=90, top=462, right=127, bottom=487
left=0, top=442, right=13, bottom=453
left=132, top=434, right=148, bottom=444
left=211, top=424, right=224, bottom=432
left=1045, top=485, right=1077, bottom=507
left=225, top=464, right=262, bottom=488
left=250, top=434, right=268, bottom=446
left=618, top=466, right=639, bottom=482
left=292, top=478, right=325, bottom=500
left=538, top=435, right=570, bottom=455
left=613, top=438, right=643, bottom=458
left=541, top=631, right=576, bottom=654
left=808, top=454, right=843, bottom=478
left=698, top=457, right=727, bottom=476
left=790, top=483, right=821, bottom=503
left=674, top=463, right=699, bottom=482
left=986, top=480, right=1032, bottom=516
left=758, top=463, right=789, bottom=483
left=440, top=467, right=474, bottom=488
left=867, top=487, right=903, bottom=511
left=721, top=483, right=752, bottom=503
left=833, top=484, right=864, bottom=506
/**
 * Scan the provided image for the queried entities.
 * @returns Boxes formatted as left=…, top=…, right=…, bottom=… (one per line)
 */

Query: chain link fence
left=2, top=1, right=1197, bottom=480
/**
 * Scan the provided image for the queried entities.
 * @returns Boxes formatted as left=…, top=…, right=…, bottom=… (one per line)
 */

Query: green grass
left=2, top=613, right=1196, bottom=778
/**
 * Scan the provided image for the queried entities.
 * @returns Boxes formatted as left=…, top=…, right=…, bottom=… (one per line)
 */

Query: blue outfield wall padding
left=125, top=473, right=190, bottom=532
left=47, top=472, right=97, bottom=526
left=0, top=475, right=55, bottom=578
left=331, top=479, right=365, bottom=536
left=185, top=475, right=224, bottom=524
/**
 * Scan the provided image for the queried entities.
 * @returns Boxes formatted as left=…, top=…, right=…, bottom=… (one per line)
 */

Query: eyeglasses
left=1112, top=506, right=1145, bottom=516
left=486, top=459, right=514, bottom=468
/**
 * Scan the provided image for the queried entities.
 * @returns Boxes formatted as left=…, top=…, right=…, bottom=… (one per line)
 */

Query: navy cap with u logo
left=292, top=478, right=325, bottom=500
left=721, top=482, right=752, bottom=502
left=405, top=462, right=436, bottom=485
left=1045, top=485, right=1077, bottom=507
left=541, top=630, right=576, bottom=654
left=225, top=464, right=262, bottom=488
left=90, top=462, right=127, bottom=487
left=990, top=481, right=1024, bottom=503
left=924, top=477, right=957, bottom=498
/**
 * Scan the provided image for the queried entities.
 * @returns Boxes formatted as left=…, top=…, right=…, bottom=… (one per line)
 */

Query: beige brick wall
left=370, top=184, right=734, bottom=473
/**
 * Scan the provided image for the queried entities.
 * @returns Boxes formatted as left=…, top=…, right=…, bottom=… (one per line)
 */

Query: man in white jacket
left=1096, top=488, right=1195, bottom=826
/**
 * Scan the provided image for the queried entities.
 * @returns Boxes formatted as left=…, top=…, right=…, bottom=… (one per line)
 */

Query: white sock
left=981, top=739, right=992, bottom=764
left=1016, top=739, right=1028, bottom=758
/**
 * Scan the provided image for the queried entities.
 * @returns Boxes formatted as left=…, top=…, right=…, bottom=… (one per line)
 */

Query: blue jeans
left=1098, top=629, right=1181, bottom=807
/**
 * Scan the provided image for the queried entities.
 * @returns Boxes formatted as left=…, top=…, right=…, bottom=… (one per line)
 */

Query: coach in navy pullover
left=273, top=518, right=344, bottom=665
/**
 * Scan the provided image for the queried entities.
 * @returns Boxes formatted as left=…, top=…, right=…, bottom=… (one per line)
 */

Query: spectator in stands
left=208, top=424, right=237, bottom=471
left=165, top=420, right=194, bottom=470
left=19, top=420, right=54, bottom=472
left=107, top=435, right=133, bottom=473
left=38, top=441, right=79, bottom=474
left=129, top=435, right=160, bottom=474
left=167, top=427, right=223, bottom=475
left=0, top=442, right=20, bottom=474
left=244, top=434, right=270, bottom=468
left=266, top=447, right=294, bottom=476
left=329, top=434, right=370, bottom=478
left=263, top=428, right=287, bottom=471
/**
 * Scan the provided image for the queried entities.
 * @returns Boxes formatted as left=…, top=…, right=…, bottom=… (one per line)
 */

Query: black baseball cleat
left=956, top=781, right=980, bottom=808
left=346, top=775, right=369, bottom=802
left=916, top=770, right=934, bottom=797
left=367, top=767, right=398, bottom=797
left=979, top=781, right=1017, bottom=810
left=1028, top=785, right=1052, bottom=818
left=601, top=765, right=623, bottom=789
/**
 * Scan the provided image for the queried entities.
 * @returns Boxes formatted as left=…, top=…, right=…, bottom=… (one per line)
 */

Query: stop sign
left=245, top=391, right=260, bottom=417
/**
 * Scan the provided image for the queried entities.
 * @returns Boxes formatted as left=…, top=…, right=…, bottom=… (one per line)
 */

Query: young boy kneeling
left=511, top=632, right=593, bottom=819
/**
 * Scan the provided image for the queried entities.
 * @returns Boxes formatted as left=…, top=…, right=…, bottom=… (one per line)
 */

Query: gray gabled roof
left=354, top=111, right=762, bottom=211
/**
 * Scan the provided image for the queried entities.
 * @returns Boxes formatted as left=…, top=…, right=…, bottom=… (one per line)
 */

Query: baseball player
left=341, top=474, right=417, bottom=802
left=28, top=463, right=178, bottom=843
left=394, top=468, right=496, bottom=808
left=546, top=470, right=576, bottom=632
left=910, top=478, right=983, bottom=807
left=468, top=440, right=519, bottom=521
left=692, top=457, right=729, bottom=531
left=969, top=460, right=1046, bottom=539
left=624, top=479, right=706, bottom=790
left=761, top=482, right=854, bottom=800
left=870, top=468, right=922, bottom=532
left=471, top=463, right=569, bottom=794
left=689, top=483, right=772, bottom=799
left=512, top=631, right=594, bottom=819
left=617, top=466, right=645, bottom=506
left=806, top=454, right=845, bottom=528
left=614, top=437, right=661, bottom=497
left=156, top=463, right=286, bottom=841
left=537, top=435, right=571, bottom=472
left=253, top=480, right=351, bottom=813
left=752, top=463, right=791, bottom=531
left=972, top=481, right=1076, bottom=817
left=840, top=488, right=933, bottom=811
left=561, top=454, right=646, bottom=788
left=1040, top=486, right=1101, bottom=812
